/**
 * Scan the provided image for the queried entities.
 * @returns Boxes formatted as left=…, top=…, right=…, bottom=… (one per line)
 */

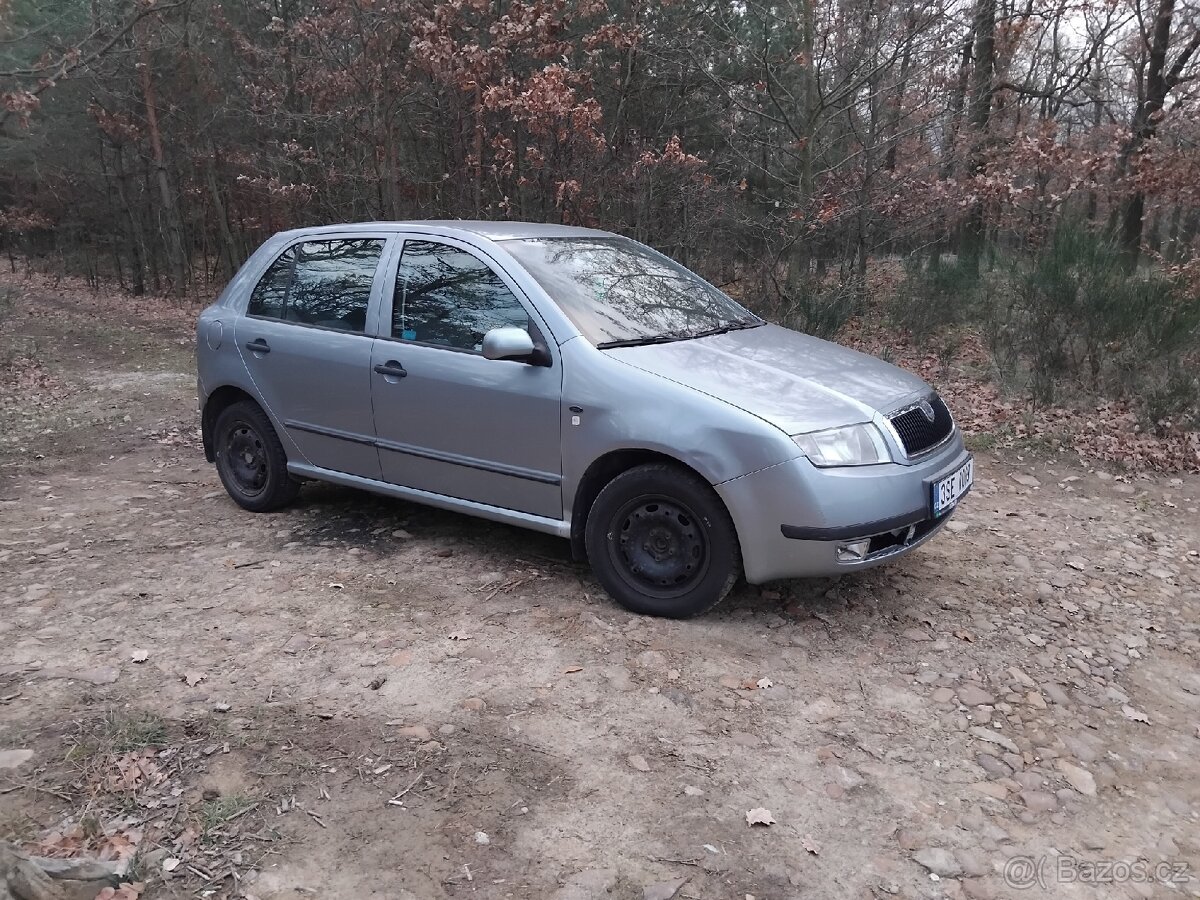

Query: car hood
left=604, top=323, right=929, bottom=434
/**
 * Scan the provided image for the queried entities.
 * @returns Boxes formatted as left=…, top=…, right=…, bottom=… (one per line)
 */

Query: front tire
left=213, top=400, right=300, bottom=512
left=584, top=463, right=742, bottom=618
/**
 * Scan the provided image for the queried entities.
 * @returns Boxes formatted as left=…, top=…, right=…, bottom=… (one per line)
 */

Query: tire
left=213, top=400, right=300, bottom=512
left=584, top=462, right=742, bottom=618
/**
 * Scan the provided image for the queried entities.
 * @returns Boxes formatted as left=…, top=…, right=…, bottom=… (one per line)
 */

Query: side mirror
left=482, top=326, right=546, bottom=364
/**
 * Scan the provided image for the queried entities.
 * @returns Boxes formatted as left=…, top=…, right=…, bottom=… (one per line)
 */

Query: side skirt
left=286, top=461, right=572, bottom=539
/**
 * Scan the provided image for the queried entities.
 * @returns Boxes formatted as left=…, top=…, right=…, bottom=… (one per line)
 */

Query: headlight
left=792, top=423, right=891, bottom=467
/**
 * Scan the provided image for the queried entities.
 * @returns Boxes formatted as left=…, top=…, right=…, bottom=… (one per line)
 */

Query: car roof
left=275, top=220, right=616, bottom=242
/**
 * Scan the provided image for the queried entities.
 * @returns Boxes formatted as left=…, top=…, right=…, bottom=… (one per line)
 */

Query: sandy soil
left=1, top=278, right=1198, bottom=900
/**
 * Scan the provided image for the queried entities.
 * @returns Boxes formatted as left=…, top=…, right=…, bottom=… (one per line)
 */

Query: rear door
left=234, top=235, right=390, bottom=479
left=369, top=236, right=563, bottom=518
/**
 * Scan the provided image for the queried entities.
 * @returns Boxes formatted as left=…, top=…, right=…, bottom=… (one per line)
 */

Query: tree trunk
left=941, top=27, right=975, bottom=180
left=1117, top=0, right=1179, bottom=267
left=785, top=0, right=817, bottom=292
left=138, top=38, right=187, bottom=296
left=1085, top=63, right=1103, bottom=221
left=203, top=143, right=239, bottom=280
left=884, top=12, right=916, bottom=173
left=474, top=82, right=484, bottom=217
left=112, top=144, right=147, bottom=296
left=960, top=0, right=996, bottom=270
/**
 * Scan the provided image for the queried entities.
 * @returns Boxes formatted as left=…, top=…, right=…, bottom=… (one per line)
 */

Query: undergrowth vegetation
left=893, top=226, right=1200, bottom=432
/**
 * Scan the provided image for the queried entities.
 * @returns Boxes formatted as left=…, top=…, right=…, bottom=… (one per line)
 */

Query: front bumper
left=715, top=435, right=971, bottom=583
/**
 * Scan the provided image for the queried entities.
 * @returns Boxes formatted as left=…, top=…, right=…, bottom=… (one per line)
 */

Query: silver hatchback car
left=197, top=221, right=972, bottom=617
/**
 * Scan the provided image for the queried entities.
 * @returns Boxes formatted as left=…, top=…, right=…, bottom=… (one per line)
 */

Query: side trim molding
left=284, top=421, right=561, bottom=485
left=375, top=437, right=561, bottom=485
left=286, top=462, right=572, bottom=539
left=284, top=420, right=376, bottom=446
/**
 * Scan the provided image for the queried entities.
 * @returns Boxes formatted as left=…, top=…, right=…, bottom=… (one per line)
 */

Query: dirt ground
left=1, top=278, right=1198, bottom=900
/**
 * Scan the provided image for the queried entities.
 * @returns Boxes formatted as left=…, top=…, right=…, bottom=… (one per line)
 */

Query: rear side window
left=246, top=239, right=385, bottom=333
left=247, top=247, right=294, bottom=319
left=392, top=239, right=529, bottom=351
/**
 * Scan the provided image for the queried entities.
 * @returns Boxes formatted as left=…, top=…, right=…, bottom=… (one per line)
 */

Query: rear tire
left=213, top=400, right=300, bottom=512
left=584, top=463, right=741, bottom=618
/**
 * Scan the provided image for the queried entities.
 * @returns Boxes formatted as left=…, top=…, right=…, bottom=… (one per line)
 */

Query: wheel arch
left=569, top=449, right=731, bottom=562
left=201, top=385, right=262, bottom=462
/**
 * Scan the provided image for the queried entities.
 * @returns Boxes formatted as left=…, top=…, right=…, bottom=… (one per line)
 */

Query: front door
left=234, top=236, right=389, bottom=479
left=370, top=237, right=563, bottom=518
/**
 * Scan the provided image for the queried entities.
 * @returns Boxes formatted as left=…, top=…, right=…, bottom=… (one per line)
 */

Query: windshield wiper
left=596, top=332, right=690, bottom=349
left=683, top=319, right=765, bottom=340
left=596, top=319, right=764, bottom=350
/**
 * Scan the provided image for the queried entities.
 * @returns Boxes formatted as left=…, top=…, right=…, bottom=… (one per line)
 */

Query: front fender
left=559, top=338, right=801, bottom=515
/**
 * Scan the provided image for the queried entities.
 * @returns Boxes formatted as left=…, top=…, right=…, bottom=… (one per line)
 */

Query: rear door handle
left=245, top=338, right=271, bottom=354
left=374, top=361, right=407, bottom=379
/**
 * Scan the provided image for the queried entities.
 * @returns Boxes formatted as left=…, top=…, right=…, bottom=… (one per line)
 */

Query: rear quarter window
left=247, top=246, right=295, bottom=318
left=245, top=239, right=385, bottom=333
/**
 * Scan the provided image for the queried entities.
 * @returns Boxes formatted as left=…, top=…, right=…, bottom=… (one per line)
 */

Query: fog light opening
left=836, top=539, right=871, bottom=562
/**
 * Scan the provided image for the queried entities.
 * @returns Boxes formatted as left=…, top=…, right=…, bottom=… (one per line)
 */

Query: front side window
left=392, top=240, right=530, bottom=351
left=246, top=239, right=384, bottom=333
left=504, top=236, right=758, bottom=347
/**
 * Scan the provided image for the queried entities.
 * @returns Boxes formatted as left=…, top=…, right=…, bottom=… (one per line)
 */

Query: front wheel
left=584, top=463, right=742, bottom=618
left=213, top=400, right=300, bottom=512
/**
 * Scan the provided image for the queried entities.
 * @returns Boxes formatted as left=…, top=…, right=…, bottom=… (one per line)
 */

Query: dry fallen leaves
left=801, top=834, right=821, bottom=855
left=181, top=671, right=206, bottom=687
left=97, top=831, right=140, bottom=863
left=745, top=808, right=775, bottom=827
left=105, top=750, right=166, bottom=793
left=448, top=630, right=472, bottom=641
left=130, top=650, right=149, bottom=663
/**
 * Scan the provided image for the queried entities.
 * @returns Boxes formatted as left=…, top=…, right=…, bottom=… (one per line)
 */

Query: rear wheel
left=213, top=400, right=300, bottom=512
left=584, top=463, right=741, bottom=618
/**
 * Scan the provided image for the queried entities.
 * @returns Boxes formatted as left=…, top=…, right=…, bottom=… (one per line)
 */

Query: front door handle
left=374, top=361, right=407, bottom=379
left=245, top=338, right=271, bottom=354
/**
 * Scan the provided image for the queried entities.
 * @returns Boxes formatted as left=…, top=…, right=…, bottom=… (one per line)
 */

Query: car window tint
left=392, top=240, right=529, bottom=351
left=247, top=246, right=295, bottom=319
left=286, top=239, right=384, bottom=332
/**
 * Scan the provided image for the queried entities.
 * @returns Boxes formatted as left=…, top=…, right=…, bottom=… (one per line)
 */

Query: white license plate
left=932, top=458, right=973, bottom=517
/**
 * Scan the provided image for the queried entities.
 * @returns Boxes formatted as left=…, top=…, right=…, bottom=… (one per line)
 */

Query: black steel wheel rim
left=222, top=420, right=269, bottom=497
left=608, top=493, right=709, bottom=599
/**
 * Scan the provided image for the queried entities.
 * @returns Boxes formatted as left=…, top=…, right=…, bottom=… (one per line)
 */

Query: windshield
left=504, top=236, right=760, bottom=347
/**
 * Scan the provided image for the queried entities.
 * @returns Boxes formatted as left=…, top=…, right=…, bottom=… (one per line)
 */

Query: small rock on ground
left=1056, top=760, right=1097, bottom=796
left=912, top=847, right=961, bottom=877
left=628, top=754, right=651, bottom=772
left=957, top=684, right=995, bottom=706
left=0, top=749, right=33, bottom=770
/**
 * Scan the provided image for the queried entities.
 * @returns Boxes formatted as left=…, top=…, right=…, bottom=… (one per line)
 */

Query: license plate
left=932, top=458, right=973, bottom=517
